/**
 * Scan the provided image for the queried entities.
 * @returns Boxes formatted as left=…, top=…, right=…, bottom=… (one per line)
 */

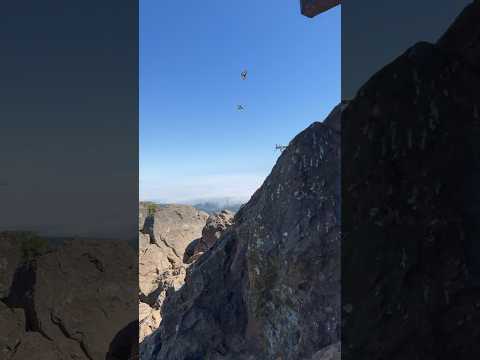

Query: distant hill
left=141, top=199, right=244, bottom=215
left=192, top=201, right=243, bottom=214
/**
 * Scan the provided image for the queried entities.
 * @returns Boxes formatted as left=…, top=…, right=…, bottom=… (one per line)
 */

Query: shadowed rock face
left=342, top=2, right=480, bottom=360
left=0, top=233, right=22, bottom=299
left=143, top=105, right=341, bottom=360
left=31, top=241, right=137, bottom=359
left=1, top=237, right=138, bottom=360
left=0, top=301, right=25, bottom=356
left=9, top=332, right=63, bottom=360
left=310, top=343, right=340, bottom=360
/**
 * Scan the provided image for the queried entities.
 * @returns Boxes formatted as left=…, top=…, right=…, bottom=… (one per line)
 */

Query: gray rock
left=139, top=205, right=208, bottom=345
left=0, top=301, right=25, bottom=358
left=139, top=241, right=184, bottom=304
left=184, top=210, right=235, bottom=263
left=139, top=302, right=161, bottom=344
left=310, top=343, right=340, bottom=360
left=139, top=232, right=151, bottom=251
left=0, top=232, right=22, bottom=299
left=139, top=202, right=149, bottom=231
left=144, top=204, right=208, bottom=259
left=10, top=332, right=65, bottom=360
left=26, top=240, right=137, bottom=360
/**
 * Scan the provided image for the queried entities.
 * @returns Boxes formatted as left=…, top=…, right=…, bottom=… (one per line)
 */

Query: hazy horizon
left=140, top=0, right=340, bottom=203
left=140, top=195, right=249, bottom=206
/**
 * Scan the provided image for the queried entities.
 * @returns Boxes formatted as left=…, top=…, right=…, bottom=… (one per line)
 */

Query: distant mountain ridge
left=142, top=199, right=244, bottom=215
left=192, top=201, right=243, bottom=214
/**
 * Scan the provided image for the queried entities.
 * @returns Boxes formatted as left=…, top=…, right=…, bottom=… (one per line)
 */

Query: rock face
left=0, top=233, right=22, bottom=299
left=144, top=204, right=209, bottom=259
left=198, top=210, right=234, bottom=252
left=342, top=2, right=480, bottom=360
left=145, top=105, right=341, bottom=359
left=0, top=301, right=25, bottom=357
left=184, top=210, right=235, bottom=263
left=1, top=235, right=137, bottom=360
left=139, top=232, right=180, bottom=302
left=310, top=343, right=340, bottom=360
left=139, top=202, right=149, bottom=231
left=139, top=203, right=208, bottom=302
left=139, top=302, right=161, bottom=344
left=138, top=204, right=209, bottom=344
left=10, top=332, right=63, bottom=360
left=31, top=241, right=137, bottom=359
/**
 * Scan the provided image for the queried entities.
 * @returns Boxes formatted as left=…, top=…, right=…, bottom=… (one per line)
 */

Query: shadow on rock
left=106, top=320, right=139, bottom=360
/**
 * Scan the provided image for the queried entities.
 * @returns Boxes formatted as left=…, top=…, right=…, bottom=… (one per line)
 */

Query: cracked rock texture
left=138, top=204, right=210, bottom=345
left=1, top=235, right=137, bottom=360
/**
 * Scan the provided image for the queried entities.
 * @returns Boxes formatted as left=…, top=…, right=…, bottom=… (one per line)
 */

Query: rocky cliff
left=138, top=204, right=216, bottom=344
left=342, top=2, right=480, bottom=359
left=140, top=104, right=341, bottom=359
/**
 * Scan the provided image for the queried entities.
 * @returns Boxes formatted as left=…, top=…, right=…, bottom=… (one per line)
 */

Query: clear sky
left=140, top=0, right=340, bottom=203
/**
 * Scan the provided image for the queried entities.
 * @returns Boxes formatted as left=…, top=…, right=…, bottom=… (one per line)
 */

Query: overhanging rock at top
left=300, top=0, right=340, bottom=17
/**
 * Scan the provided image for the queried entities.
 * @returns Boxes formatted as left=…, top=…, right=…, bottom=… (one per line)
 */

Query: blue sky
left=140, top=1, right=340, bottom=203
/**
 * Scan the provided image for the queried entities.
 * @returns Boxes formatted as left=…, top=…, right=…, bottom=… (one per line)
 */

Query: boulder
left=144, top=204, right=208, bottom=259
left=196, top=210, right=234, bottom=253
left=139, top=243, right=186, bottom=304
left=25, top=240, right=137, bottom=360
left=183, top=210, right=235, bottom=263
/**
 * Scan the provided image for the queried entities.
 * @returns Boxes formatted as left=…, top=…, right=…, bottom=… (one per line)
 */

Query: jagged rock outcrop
left=144, top=104, right=341, bottom=359
left=184, top=210, right=235, bottom=263
left=143, top=204, right=209, bottom=259
left=342, top=2, right=480, bottom=359
left=139, top=204, right=208, bottom=301
left=198, top=210, right=234, bottom=253
left=139, top=235, right=180, bottom=301
left=139, top=205, right=209, bottom=343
